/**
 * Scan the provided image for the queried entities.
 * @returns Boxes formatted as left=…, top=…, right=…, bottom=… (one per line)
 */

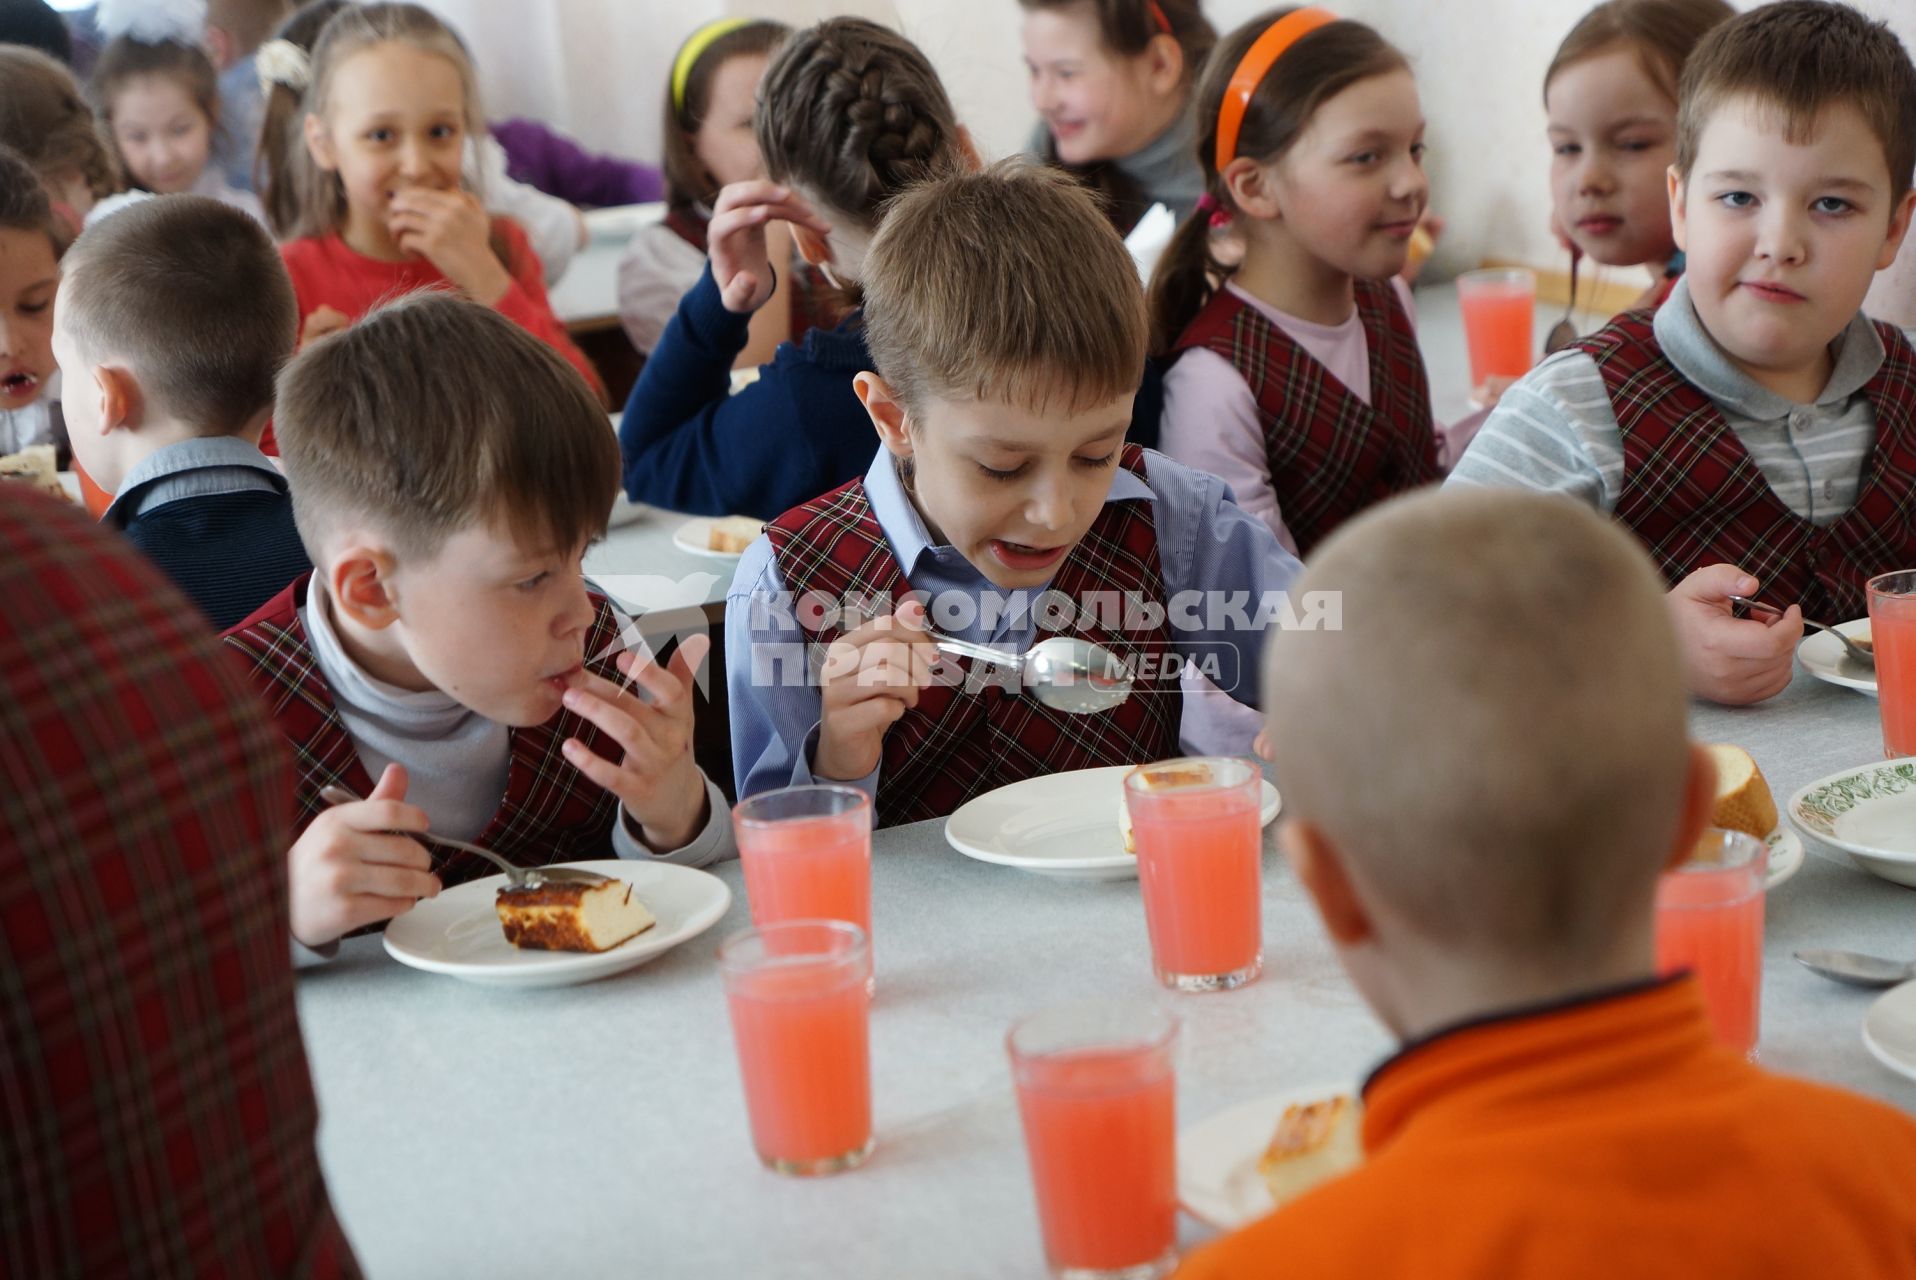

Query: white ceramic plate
left=582, top=202, right=663, bottom=243
left=1787, top=762, right=1916, bottom=889
left=943, top=765, right=1281, bottom=881
left=1764, top=825, right=1805, bottom=889
left=1863, top=980, right=1916, bottom=1083
left=383, top=861, right=731, bottom=988
left=1797, top=620, right=1876, bottom=697
left=1179, top=1082, right=1360, bottom=1231
left=671, top=517, right=759, bottom=560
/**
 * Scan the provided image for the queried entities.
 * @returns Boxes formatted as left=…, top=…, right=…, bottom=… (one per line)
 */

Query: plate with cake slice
left=673, top=515, right=764, bottom=560
left=1179, top=1082, right=1363, bottom=1230
left=943, top=764, right=1281, bottom=881
left=383, top=861, right=731, bottom=988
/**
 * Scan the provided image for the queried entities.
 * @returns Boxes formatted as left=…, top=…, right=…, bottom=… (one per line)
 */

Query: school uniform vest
left=1577, top=311, right=1916, bottom=623
left=1170, top=278, right=1441, bottom=557
left=221, top=574, right=624, bottom=885
left=764, top=445, right=1183, bottom=828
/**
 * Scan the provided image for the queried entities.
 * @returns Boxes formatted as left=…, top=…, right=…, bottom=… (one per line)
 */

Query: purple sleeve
left=489, top=118, right=663, bottom=208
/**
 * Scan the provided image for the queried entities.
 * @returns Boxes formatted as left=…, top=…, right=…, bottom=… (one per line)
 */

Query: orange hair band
left=1214, top=7, right=1338, bottom=173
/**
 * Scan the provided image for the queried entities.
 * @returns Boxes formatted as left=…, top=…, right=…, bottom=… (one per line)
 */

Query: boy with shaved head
left=1180, top=489, right=1916, bottom=1278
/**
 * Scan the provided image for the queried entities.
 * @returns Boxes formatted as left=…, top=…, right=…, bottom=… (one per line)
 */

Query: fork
left=317, top=784, right=611, bottom=889
left=1727, top=595, right=1875, bottom=668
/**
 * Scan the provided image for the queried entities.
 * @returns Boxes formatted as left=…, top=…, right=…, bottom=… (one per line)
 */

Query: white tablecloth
left=296, top=667, right=1916, bottom=1277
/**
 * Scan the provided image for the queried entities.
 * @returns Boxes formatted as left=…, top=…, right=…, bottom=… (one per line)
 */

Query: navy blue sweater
left=619, top=264, right=1163, bottom=520
left=124, top=490, right=311, bottom=632
left=619, top=265, right=875, bottom=520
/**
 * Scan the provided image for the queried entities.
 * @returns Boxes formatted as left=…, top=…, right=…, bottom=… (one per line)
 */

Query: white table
left=297, top=662, right=1916, bottom=1277
left=550, top=203, right=665, bottom=333
left=585, top=498, right=737, bottom=618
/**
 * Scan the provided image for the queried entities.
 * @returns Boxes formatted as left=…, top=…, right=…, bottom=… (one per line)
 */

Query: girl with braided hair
left=617, top=17, right=979, bottom=520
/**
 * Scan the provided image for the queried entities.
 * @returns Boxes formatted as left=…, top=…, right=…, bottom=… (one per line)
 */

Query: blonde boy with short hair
left=726, top=160, right=1303, bottom=825
left=1180, top=487, right=1916, bottom=1278
left=224, top=292, right=728, bottom=958
left=1452, top=0, right=1916, bottom=706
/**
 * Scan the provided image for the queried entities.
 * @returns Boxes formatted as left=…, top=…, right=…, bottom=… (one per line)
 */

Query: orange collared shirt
left=1179, top=976, right=1916, bottom=1279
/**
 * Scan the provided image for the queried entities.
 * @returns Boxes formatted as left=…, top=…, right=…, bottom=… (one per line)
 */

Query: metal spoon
left=318, top=784, right=611, bottom=890
left=1793, top=948, right=1916, bottom=988
left=1727, top=595, right=1875, bottom=668
left=929, top=633, right=1135, bottom=715
left=1543, top=244, right=1582, bottom=355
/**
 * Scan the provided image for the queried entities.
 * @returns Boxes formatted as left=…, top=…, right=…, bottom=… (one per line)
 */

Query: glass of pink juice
left=1008, top=1002, right=1179, bottom=1279
left=1125, top=758, right=1263, bottom=992
left=733, top=785, right=872, bottom=935
left=1655, top=829, right=1767, bottom=1059
left=718, top=919, right=874, bottom=1175
left=1868, top=571, right=1916, bottom=758
left=1456, top=268, right=1537, bottom=388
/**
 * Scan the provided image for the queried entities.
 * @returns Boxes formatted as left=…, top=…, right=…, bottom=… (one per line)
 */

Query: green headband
left=672, top=18, right=753, bottom=113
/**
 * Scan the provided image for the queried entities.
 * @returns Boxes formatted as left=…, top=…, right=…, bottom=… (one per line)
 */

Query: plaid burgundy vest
left=1579, top=312, right=1916, bottom=624
left=1170, top=278, right=1441, bottom=557
left=221, top=574, right=625, bottom=886
left=765, top=446, right=1183, bottom=828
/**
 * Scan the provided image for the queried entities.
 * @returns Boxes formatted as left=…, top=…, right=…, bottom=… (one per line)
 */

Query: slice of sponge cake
left=1705, top=744, right=1777, bottom=839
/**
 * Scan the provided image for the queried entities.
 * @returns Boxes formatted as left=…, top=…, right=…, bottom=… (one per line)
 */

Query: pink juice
left=724, top=950, right=872, bottom=1170
left=1870, top=583, right=1916, bottom=758
left=1656, top=850, right=1765, bottom=1057
left=1128, top=769, right=1262, bottom=989
left=1014, top=1048, right=1177, bottom=1273
left=737, top=808, right=872, bottom=936
left=1458, top=277, right=1537, bottom=386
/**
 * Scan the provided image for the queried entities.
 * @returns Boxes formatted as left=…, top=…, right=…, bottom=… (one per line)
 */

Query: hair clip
left=1195, top=192, right=1233, bottom=228
left=96, top=0, right=202, bottom=45
left=256, top=38, right=312, bottom=95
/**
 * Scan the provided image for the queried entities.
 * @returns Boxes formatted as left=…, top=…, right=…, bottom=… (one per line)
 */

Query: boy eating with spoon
left=223, top=292, right=730, bottom=961
left=1181, top=487, right=1916, bottom=1277
left=726, top=160, right=1304, bottom=826
left=1452, top=0, right=1916, bottom=706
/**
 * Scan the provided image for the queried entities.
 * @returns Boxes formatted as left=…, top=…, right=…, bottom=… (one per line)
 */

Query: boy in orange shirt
left=1181, top=488, right=1916, bottom=1279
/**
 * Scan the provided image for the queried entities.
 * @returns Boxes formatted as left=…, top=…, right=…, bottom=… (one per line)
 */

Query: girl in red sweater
left=265, top=3, right=601, bottom=402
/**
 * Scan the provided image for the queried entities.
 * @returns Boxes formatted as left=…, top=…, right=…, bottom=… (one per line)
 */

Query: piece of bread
left=496, top=878, right=655, bottom=952
left=1256, top=1093, right=1362, bottom=1207
left=1119, top=761, right=1218, bottom=854
left=1705, top=743, right=1777, bottom=839
left=707, top=516, right=762, bottom=554
left=0, top=445, right=69, bottom=502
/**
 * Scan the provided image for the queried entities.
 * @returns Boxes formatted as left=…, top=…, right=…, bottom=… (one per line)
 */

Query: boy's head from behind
left=276, top=291, right=618, bottom=728
left=1262, top=490, right=1714, bottom=1039
left=1670, top=0, right=1916, bottom=401
left=856, top=159, right=1147, bottom=591
left=54, top=195, right=295, bottom=491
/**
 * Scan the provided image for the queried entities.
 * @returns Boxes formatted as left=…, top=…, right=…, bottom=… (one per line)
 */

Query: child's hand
left=387, top=186, right=513, bottom=305
left=559, top=633, right=712, bottom=851
left=1252, top=728, right=1274, bottom=762
left=299, top=305, right=351, bottom=350
left=1668, top=564, right=1802, bottom=705
left=708, top=180, right=833, bottom=315
left=1471, top=375, right=1516, bottom=410
left=287, top=762, right=440, bottom=948
left=814, top=599, right=940, bottom=783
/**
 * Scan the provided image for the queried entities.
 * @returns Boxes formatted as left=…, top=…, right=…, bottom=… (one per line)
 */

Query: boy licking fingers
left=559, top=635, right=714, bottom=851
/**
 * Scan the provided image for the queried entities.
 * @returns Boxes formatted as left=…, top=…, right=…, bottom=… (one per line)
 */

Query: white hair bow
left=96, top=0, right=207, bottom=44
left=255, top=38, right=313, bottom=95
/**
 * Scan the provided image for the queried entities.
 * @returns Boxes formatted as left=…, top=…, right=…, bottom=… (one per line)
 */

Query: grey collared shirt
left=1448, top=276, right=1916, bottom=526
left=100, top=436, right=286, bottom=527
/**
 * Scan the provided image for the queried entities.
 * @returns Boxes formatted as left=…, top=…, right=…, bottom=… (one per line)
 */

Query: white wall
left=452, top=0, right=1916, bottom=297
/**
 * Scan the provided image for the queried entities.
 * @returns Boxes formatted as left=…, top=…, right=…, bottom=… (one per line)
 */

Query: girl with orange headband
left=1150, top=7, right=1444, bottom=561
left=617, top=17, right=818, bottom=363
left=1019, top=0, right=1216, bottom=232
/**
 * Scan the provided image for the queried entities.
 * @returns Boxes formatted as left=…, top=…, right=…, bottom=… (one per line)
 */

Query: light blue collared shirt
left=100, top=435, right=284, bottom=528
left=725, top=447, right=1304, bottom=802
